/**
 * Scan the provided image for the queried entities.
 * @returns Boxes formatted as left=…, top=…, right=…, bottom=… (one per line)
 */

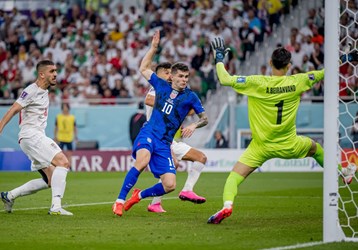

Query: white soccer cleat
left=48, top=207, right=73, bottom=216
left=1, top=191, right=14, bottom=213
left=341, top=164, right=357, bottom=185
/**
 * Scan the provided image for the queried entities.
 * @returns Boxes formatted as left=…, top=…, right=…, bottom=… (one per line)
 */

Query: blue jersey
left=141, top=73, right=205, bottom=144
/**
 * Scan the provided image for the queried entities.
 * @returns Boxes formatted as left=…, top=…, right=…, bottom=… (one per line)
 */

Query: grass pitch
left=0, top=171, right=357, bottom=250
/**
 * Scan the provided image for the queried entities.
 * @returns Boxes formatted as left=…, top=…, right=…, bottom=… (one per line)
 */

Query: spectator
left=54, top=103, right=78, bottom=166
left=129, top=101, right=146, bottom=146
left=352, top=111, right=358, bottom=149
left=215, top=130, right=229, bottom=148
left=239, top=19, right=255, bottom=61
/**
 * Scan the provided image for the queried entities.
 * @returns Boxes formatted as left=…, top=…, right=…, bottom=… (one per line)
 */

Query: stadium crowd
left=0, top=0, right=345, bottom=106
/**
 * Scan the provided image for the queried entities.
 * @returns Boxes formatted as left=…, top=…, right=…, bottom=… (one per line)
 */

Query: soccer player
left=0, top=60, right=73, bottom=216
left=145, top=62, right=207, bottom=213
left=112, top=30, right=208, bottom=217
left=207, top=38, right=357, bottom=224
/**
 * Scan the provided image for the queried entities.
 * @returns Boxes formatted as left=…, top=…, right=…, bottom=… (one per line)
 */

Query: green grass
left=0, top=172, right=357, bottom=250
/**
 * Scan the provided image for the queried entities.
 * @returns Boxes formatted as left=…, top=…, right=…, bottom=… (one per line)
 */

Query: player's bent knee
left=163, top=181, right=176, bottom=193
left=52, top=152, right=70, bottom=169
left=199, top=153, right=207, bottom=164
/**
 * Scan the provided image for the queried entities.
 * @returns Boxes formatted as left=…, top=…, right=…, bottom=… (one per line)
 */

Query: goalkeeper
left=208, top=38, right=357, bottom=224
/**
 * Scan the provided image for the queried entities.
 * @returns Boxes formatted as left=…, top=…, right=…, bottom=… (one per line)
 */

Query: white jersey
left=16, top=83, right=49, bottom=140
left=145, top=87, right=155, bottom=120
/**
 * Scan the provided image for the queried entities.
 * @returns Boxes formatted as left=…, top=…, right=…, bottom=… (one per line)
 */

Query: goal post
left=323, top=0, right=342, bottom=242
left=324, top=0, right=358, bottom=242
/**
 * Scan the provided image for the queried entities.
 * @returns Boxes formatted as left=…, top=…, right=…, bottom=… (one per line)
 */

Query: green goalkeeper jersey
left=216, top=63, right=324, bottom=144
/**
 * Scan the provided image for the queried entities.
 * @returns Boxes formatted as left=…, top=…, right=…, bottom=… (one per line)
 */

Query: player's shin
left=51, top=166, right=69, bottom=210
left=223, top=171, right=245, bottom=208
left=140, top=182, right=166, bottom=199
left=118, top=167, right=140, bottom=200
left=312, top=142, right=324, bottom=167
left=8, top=178, right=48, bottom=199
left=182, top=161, right=205, bottom=191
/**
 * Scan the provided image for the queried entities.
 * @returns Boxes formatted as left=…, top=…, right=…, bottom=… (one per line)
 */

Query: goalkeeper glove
left=211, top=37, right=230, bottom=64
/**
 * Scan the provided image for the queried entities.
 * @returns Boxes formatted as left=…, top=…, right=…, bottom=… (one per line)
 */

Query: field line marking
left=260, top=241, right=326, bottom=250
left=12, top=196, right=181, bottom=211
left=11, top=195, right=322, bottom=212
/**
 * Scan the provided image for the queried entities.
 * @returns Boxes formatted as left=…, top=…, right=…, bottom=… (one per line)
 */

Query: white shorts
left=171, top=141, right=191, bottom=160
left=19, top=135, right=62, bottom=171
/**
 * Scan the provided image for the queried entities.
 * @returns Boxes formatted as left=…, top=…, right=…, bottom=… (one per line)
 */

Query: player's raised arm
left=139, top=30, right=160, bottom=80
left=0, top=102, right=22, bottom=135
left=211, top=38, right=238, bottom=87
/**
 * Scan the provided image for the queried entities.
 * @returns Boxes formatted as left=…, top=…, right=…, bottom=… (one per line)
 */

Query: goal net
left=324, top=0, right=358, bottom=242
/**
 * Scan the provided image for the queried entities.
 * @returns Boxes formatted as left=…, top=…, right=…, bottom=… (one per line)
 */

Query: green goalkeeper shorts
left=239, top=135, right=313, bottom=168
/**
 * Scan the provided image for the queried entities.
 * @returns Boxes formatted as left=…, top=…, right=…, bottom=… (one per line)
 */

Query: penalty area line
left=260, top=241, right=327, bottom=250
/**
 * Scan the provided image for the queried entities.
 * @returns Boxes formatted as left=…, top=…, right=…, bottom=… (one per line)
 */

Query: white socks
left=8, top=178, right=48, bottom=200
left=224, top=201, right=233, bottom=208
left=51, top=167, right=69, bottom=210
left=182, top=161, right=205, bottom=191
left=150, top=179, right=163, bottom=205
left=149, top=162, right=205, bottom=205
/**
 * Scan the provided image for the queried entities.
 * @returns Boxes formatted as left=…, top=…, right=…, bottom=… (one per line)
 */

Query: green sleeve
left=216, top=63, right=239, bottom=87
left=293, top=69, right=325, bottom=92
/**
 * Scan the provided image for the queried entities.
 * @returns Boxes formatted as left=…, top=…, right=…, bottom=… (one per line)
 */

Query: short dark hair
left=36, top=60, right=55, bottom=72
left=61, top=102, right=70, bottom=111
left=155, top=62, right=171, bottom=73
left=171, top=62, right=189, bottom=75
left=271, top=47, right=291, bottom=70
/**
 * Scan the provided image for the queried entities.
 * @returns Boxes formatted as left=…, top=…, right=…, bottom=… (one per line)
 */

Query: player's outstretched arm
left=181, top=112, right=208, bottom=138
left=0, top=102, right=22, bottom=135
left=211, top=38, right=238, bottom=87
left=139, top=30, right=160, bottom=80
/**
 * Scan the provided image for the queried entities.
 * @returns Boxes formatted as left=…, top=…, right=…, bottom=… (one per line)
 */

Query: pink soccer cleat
left=179, top=191, right=206, bottom=204
left=207, top=206, right=233, bottom=224
left=147, top=202, right=166, bottom=213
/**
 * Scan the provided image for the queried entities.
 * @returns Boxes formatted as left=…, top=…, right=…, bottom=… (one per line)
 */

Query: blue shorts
left=59, top=142, right=73, bottom=151
left=132, top=131, right=176, bottom=178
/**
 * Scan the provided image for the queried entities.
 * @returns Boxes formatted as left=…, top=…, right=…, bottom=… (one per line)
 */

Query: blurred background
left=0, top=0, right=357, bottom=171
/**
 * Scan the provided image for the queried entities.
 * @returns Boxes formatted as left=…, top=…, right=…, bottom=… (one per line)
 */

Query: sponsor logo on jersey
left=308, top=74, right=315, bottom=80
left=237, top=77, right=246, bottom=83
left=170, top=90, right=178, bottom=99
left=20, top=91, right=28, bottom=99
left=147, top=137, right=152, bottom=143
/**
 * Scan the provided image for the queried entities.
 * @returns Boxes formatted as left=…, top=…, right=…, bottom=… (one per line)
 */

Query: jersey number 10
left=162, top=102, right=173, bottom=115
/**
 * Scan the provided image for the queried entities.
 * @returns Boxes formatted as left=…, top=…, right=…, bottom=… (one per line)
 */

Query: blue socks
left=140, top=182, right=166, bottom=199
left=118, top=167, right=140, bottom=200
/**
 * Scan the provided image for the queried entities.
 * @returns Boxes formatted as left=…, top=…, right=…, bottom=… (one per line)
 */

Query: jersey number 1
left=275, top=100, right=284, bottom=124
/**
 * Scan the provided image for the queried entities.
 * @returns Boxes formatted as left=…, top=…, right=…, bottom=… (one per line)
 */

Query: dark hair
left=271, top=47, right=291, bottom=70
left=171, top=62, right=189, bottom=75
left=138, top=101, right=144, bottom=110
left=36, top=60, right=55, bottom=72
left=61, top=102, right=70, bottom=111
left=155, top=62, right=171, bottom=73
